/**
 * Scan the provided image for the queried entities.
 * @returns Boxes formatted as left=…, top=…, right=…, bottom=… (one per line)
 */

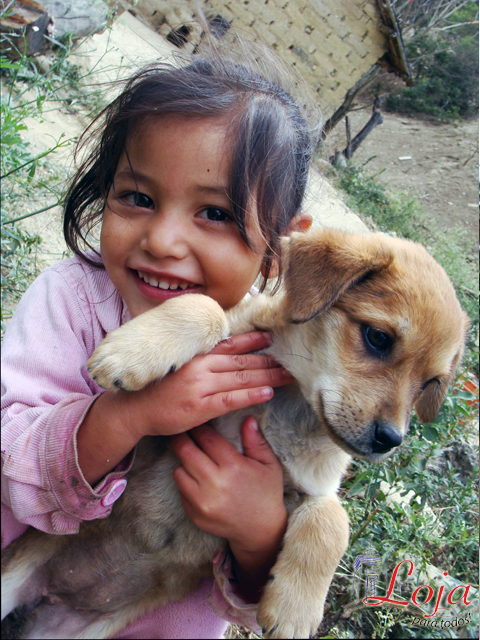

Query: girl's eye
left=121, top=192, right=154, bottom=209
left=198, top=207, right=232, bottom=223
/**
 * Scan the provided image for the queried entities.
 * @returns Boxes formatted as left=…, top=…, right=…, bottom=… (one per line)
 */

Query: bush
left=385, top=34, right=479, bottom=120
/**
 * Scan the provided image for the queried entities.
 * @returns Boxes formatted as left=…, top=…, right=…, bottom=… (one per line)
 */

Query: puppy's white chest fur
left=214, top=386, right=350, bottom=498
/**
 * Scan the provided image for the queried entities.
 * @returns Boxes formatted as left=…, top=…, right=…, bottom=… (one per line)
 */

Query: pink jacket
left=1, top=253, right=260, bottom=638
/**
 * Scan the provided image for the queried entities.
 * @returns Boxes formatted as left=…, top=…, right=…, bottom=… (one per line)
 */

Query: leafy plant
left=385, top=33, right=479, bottom=120
left=0, top=5, right=112, bottom=335
left=385, top=1, right=479, bottom=121
left=1, top=213, right=41, bottom=331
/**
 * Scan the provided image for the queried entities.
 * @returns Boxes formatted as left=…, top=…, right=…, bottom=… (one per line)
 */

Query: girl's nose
left=139, top=211, right=190, bottom=260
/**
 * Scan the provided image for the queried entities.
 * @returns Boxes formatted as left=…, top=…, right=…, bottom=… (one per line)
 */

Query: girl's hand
left=78, top=332, right=293, bottom=487
left=136, top=331, right=294, bottom=438
left=172, top=417, right=288, bottom=601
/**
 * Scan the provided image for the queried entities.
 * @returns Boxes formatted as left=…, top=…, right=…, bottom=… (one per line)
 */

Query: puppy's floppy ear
left=414, top=349, right=464, bottom=424
left=283, top=228, right=393, bottom=323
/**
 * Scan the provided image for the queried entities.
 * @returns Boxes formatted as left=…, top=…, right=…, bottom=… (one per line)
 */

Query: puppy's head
left=281, top=228, right=469, bottom=461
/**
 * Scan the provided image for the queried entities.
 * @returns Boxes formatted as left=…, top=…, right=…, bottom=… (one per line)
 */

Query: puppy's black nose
left=372, top=423, right=403, bottom=453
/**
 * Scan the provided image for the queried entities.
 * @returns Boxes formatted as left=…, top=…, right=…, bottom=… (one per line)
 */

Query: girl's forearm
left=77, top=391, right=146, bottom=485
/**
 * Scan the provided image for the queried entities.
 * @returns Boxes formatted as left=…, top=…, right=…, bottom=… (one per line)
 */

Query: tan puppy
left=2, top=228, right=468, bottom=639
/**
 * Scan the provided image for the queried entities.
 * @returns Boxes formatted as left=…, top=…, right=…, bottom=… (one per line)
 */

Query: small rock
left=426, top=439, right=477, bottom=481
left=42, top=0, right=109, bottom=41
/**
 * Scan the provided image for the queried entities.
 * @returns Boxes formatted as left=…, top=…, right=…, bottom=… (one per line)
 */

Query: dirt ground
left=324, top=104, right=479, bottom=250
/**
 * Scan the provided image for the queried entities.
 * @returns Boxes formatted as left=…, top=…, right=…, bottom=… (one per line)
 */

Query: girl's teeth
left=138, top=271, right=192, bottom=290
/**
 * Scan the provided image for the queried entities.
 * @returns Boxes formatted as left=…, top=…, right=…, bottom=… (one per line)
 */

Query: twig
left=0, top=135, right=70, bottom=180
left=345, top=116, right=352, bottom=160
left=320, top=65, right=382, bottom=141
left=460, top=285, right=478, bottom=298
left=3, top=202, right=61, bottom=225
left=462, top=145, right=479, bottom=166
left=349, top=507, right=380, bottom=546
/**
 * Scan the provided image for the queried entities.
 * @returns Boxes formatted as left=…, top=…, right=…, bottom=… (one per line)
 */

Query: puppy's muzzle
left=371, top=422, right=403, bottom=454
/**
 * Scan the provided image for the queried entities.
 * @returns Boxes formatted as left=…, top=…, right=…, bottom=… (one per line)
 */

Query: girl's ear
left=261, top=213, right=313, bottom=278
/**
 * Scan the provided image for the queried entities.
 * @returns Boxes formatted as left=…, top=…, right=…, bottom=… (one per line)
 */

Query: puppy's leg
left=20, top=601, right=110, bottom=639
left=20, top=599, right=144, bottom=640
left=226, top=295, right=284, bottom=337
left=87, top=294, right=229, bottom=391
left=257, top=495, right=349, bottom=639
left=2, top=529, right=60, bottom=620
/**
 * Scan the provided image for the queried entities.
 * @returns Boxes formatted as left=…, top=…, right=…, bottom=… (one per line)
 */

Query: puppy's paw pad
left=258, top=578, right=323, bottom=639
left=87, top=341, right=149, bottom=391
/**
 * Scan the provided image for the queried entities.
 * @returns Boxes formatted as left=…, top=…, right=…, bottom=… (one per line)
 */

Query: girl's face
left=101, top=116, right=265, bottom=318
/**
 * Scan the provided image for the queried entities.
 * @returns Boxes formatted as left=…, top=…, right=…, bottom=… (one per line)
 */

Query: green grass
left=332, top=389, right=479, bottom=639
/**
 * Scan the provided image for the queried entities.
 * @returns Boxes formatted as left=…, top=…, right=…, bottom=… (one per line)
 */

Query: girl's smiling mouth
left=132, top=269, right=201, bottom=302
left=137, top=270, right=198, bottom=290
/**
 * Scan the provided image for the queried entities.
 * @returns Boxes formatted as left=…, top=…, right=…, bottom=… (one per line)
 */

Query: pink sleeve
left=1, top=265, right=134, bottom=539
left=112, top=551, right=261, bottom=638
left=209, top=548, right=262, bottom=633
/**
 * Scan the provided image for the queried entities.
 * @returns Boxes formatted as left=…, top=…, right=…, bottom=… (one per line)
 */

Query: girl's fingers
left=173, top=426, right=239, bottom=475
left=209, top=331, right=272, bottom=356
left=206, top=353, right=281, bottom=373
left=188, top=424, right=239, bottom=465
left=204, top=366, right=293, bottom=394
left=240, top=417, right=279, bottom=467
left=172, top=432, right=216, bottom=480
left=208, top=386, right=275, bottom=417
left=172, top=462, right=197, bottom=491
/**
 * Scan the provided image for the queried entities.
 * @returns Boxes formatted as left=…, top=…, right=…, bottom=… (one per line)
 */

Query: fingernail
left=212, top=552, right=221, bottom=564
left=262, top=332, right=273, bottom=345
left=261, top=387, right=273, bottom=398
left=250, top=418, right=259, bottom=431
left=281, top=368, right=293, bottom=377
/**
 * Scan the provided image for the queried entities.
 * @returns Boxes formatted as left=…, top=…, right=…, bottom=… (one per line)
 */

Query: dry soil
left=325, top=105, right=479, bottom=250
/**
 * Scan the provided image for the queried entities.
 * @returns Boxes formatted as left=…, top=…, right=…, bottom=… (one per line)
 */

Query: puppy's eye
left=362, top=325, right=393, bottom=358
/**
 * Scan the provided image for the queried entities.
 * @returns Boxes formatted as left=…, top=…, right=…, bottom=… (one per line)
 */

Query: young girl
left=2, top=49, right=316, bottom=638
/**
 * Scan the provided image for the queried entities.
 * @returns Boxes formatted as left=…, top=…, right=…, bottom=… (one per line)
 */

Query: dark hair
left=64, top=54, right=315, bottom=292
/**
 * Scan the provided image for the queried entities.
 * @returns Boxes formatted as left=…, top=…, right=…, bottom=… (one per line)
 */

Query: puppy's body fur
left=2, top=229, right=468, bottom=639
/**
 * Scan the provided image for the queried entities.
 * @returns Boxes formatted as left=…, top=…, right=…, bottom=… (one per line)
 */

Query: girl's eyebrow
left=194, top=185, right=229, bottom=196
left=115, top=168, right=153, bottom=185
left=115, top=168, right=229, bottom=195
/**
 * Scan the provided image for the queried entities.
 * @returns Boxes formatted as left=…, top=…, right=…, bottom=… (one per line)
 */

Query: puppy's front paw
left=87, top=295, right=229, bottom=392
left=87, top=332, right=152, bottom=392
left=87, top=323, right=175, bottom=391
left=257, top=571, right=325, bottom=639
